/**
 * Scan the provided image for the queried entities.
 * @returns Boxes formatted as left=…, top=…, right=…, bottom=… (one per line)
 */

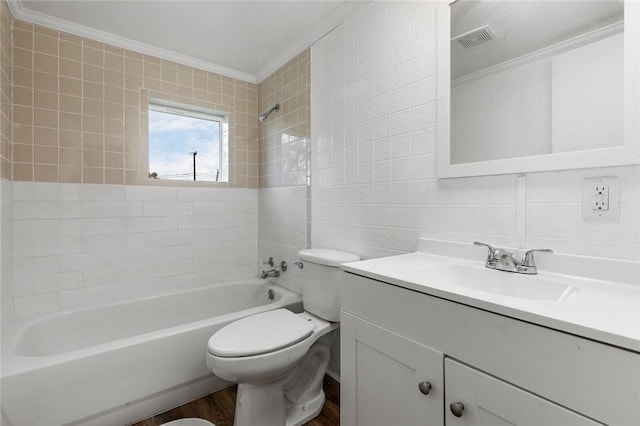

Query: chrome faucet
left=473, top=242, right=553, bottom=275
left=260, top=257, right=288, bottom=279
left=260, top=268, right=280, bottom=279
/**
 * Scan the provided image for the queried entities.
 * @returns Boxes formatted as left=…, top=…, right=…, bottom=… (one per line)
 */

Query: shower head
left=258, top=103, right=280, bottom=122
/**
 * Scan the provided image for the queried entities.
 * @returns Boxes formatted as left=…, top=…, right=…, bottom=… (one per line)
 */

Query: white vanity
left=340, top=239, right=640, bottom=426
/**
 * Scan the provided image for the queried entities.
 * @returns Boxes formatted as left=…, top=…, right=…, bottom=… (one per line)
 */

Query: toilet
left=206, top=249, right=360, bottom=426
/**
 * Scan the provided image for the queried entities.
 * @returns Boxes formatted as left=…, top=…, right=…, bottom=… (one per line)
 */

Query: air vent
left=452, top=25, right=496, bottom=49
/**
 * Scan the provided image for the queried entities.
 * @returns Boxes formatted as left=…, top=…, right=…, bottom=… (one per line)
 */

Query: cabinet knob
left=418, top=381, right=432, bottom=395
left=450, top=402, right=465, bottom=417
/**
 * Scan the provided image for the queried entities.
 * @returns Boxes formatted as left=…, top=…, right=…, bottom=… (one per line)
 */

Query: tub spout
left=260, top=269, right=280, bottom=279
left=260, top=260, right=287, bottom=279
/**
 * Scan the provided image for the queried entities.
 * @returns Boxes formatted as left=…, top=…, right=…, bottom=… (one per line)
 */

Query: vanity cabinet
left=341, top=312, right=444, bottom=426
left=341, top=272, right=640, bottom=426
left=445, top=359, right=599, bottom=426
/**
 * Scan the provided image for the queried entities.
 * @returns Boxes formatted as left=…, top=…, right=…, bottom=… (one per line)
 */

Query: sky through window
left=148, top=109, right=223, bottom=181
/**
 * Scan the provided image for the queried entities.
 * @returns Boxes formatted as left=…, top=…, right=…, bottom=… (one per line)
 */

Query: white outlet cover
left=582, top=176, right=619, bottom=220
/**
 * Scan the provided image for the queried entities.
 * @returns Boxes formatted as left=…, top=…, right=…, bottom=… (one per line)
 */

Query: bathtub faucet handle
left=294, top=261, right=303, bottom=269
left=263, top=257, right=274, bottom=267
left=260, top=259, right=290, bottom=279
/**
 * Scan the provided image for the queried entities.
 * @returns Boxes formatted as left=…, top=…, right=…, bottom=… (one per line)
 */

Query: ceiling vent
left=452, top=25, right=496, bottom=49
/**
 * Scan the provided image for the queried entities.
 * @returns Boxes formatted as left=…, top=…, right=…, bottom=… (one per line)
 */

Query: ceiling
left=451, top=0, right=624, bottom=79
left=10, top=0, right=359, bottom=83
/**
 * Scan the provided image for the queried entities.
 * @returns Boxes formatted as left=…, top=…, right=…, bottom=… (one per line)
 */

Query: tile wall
left=2, top=10, right=264, bottom=320
left=0, top=0, right=10, bottom=180
left=3, top=0, right=638, bottom=323
left=311, top=1, right=639, bottom=261
left=1, top=0, right=13, bottom=330
left=258, top=50, right=310, bottom=188
left=11, top=181, right=257, bottom=316
left=1, top=179, right=13, bottom=330
left=11, top=19, right=259, bottom=187
left=258, top=186, right=307, bottom=294
left=257, top=50, right=311, bottom=294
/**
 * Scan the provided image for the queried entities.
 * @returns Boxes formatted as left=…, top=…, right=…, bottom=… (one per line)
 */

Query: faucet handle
left=263, top=257, right=274, bottom=267
left=473, top=241, right=498, bottom=262
left=521, top=248, right=553, bottom=267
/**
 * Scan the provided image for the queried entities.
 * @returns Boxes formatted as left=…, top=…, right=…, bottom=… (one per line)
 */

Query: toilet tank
left=298, top=249, right=361, bottom=322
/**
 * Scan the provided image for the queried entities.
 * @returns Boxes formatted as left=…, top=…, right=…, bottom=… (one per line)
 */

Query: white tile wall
left=526, top=167, right=640, bottom=260
left=1, top=178, right=14, bottom=332
left=10, top=181, right=258, bottom=317
left=311, top=1, right=640, bottom=262
left=258, top=186, right=308, bottom=294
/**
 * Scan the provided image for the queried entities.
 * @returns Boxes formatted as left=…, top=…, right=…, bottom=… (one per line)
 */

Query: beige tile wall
left=11, top=19, right=259, bottom=187
left=258, top=49, right=310, bottom=187
left=0, top=0, right=12, bottom=180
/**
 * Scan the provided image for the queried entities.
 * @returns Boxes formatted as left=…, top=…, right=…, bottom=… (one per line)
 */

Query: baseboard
left=325, top=368, right=340, bottom=384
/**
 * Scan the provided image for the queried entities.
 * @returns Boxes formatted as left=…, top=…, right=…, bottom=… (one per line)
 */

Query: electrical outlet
left=592, top=184, right=609, bottom=211
left=582, top=176, right=619, bottom=220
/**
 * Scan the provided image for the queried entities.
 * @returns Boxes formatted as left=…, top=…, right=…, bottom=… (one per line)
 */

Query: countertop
left=341, top=239, right=640, bottom=353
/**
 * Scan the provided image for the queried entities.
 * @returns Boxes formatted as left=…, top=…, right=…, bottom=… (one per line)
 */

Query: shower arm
left=259, top=103, right=280, bottom=122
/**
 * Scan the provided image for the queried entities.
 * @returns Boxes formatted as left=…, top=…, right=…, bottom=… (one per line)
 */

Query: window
left=148, top=100, right=228, bottom=182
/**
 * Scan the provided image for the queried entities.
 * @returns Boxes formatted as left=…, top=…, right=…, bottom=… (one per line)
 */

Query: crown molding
left=254, top=1, right=366, bottom=83
left=7, top=0, right=365, bottom=85
left=7, top=0, right=258, bottom=83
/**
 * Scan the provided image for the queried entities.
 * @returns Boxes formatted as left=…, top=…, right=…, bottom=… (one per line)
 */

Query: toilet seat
left=208, top=309, right=315, bottom=358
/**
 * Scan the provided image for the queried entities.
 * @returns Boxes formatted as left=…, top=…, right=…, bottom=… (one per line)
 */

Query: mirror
left=437, top=0, right=640, bottom=178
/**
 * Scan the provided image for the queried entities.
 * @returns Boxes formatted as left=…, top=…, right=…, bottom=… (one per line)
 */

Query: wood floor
left=130, top=375, right=340, bottom=426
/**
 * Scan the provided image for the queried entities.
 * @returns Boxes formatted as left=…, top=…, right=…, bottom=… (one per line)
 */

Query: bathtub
left=1, top=279, right=302, bottom=426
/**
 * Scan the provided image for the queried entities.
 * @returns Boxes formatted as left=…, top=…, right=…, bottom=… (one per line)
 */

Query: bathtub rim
left=1, top=279, right=302, bottom=376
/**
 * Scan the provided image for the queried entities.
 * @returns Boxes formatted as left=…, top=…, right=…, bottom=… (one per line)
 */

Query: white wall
left=1, top=178, right=13, bottom=331
left=258, top=186, right=308, bottom=295
left=10, top=182, right=258, bottom=317
left=311, top=1, right=639, bottom=262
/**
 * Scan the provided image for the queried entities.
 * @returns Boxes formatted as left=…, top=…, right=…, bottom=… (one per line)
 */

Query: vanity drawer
left=342, top=272, right=640, bottom=426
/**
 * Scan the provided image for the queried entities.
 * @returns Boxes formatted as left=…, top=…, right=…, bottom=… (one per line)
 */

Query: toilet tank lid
left=298, top=249, right=361, bottom=267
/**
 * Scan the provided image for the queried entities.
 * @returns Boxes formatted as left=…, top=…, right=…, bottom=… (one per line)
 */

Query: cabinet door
left=341, top=312, right=444, bottom=426
left=444, top=358, right=601, bottom=426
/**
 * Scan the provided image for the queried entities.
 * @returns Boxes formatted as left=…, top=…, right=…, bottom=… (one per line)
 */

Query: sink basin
left=420, top=264, right=579, bottom=301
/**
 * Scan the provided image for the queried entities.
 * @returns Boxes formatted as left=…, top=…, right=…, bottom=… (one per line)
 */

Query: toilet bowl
left=206, top=249, right=360, bottom=426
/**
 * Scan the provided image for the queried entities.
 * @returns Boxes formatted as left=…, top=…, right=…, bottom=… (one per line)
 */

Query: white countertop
left=341, top=239, right=640, bottom=353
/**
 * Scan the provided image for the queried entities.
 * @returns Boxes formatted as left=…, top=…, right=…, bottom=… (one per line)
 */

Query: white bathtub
left=1, top=279, right=302, bottom=426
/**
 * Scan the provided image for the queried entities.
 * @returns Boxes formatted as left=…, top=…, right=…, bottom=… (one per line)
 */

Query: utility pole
left=190, top=151, right=197, bottom=181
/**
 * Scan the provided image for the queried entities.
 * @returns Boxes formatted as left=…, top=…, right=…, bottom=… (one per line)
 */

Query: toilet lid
left=208, top=309, right=315, bottom=357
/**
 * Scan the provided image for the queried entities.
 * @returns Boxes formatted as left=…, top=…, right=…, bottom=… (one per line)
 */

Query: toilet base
left=234, top=382, right=286, bottom=426
left=232, top=337, right=332, bottom=426
left=233, top=384, right=325, bottom=426
left=284, top=390, right=325, bottom=426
